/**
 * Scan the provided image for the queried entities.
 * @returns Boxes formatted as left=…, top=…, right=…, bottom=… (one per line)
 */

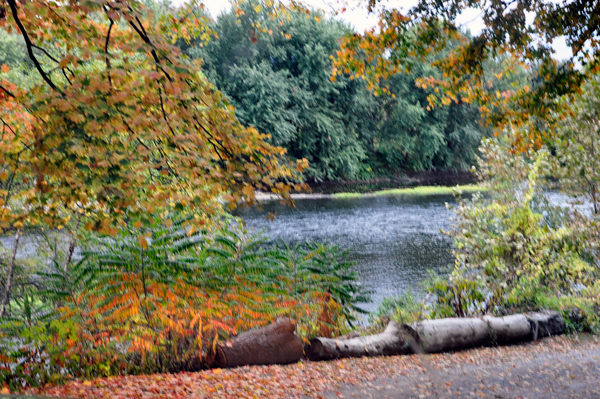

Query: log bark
left=215, top=318, right=303, bottom=368
left=414, top=315, right=532, bottom=353
left=305, top=321, right=418, bottom=361
left=527, top=311, right=565, bottom=340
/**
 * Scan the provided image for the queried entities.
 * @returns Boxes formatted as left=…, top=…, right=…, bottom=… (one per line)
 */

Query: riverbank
left=255, top=184, right=485, bottom=201
left=332, top=184, right=485, bottom=199
left=308, top=170, right=477, bottom=194
left=23, top=333, right=599, bottom=399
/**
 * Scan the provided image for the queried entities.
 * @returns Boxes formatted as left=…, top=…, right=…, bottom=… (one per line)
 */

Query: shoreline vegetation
left=332, top=184, right=486, bottom=198
left=255, top=184, right=486, bottom=201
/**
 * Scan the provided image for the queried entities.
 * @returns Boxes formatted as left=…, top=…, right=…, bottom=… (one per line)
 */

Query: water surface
left=236, top=194, right=459, bottom=313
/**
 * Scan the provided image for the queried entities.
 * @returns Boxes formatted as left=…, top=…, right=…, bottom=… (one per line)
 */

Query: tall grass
left=332, top=184, right=486, bottom=198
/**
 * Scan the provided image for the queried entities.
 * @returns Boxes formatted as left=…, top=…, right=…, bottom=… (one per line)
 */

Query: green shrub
left=1, top=217, right=368, bottom=388
left=369, top=291, right=426, bottom=327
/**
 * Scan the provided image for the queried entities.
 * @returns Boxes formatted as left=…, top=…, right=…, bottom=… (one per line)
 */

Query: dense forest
left=183, top=2, right=526, bottom=181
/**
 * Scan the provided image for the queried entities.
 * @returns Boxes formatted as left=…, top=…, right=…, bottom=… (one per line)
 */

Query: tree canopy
left=0, top=0, right=305, bottom=237
left=188, top=1, right=515, bottom=180
left=335, top=0, right=600, bottom=151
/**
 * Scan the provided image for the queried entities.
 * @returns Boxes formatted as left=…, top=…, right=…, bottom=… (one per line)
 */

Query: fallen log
left=215, top=318, right=304, bottom=368
left=305, top=321, right=418, bottom=361
left=527, top=311, right=565, bottom=340
left=414, top=314, right=532, bottom=353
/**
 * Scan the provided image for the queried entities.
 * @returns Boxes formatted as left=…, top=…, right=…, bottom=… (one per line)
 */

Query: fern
left=2, top=215, right=369, bottom=384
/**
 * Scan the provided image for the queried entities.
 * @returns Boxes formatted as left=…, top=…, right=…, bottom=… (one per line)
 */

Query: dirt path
left=25, top=334, right=600, bottom=399
left=316, top=335, right=600, bottom=399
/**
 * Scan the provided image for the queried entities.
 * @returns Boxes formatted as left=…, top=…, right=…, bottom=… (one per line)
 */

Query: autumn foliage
left=0, top=215, right=366, bottom=389
left=0, top=0, right=321, bottom=390
left=0, top=0, right=306, bottom=237
left=333, top=0, right=600, bottom=153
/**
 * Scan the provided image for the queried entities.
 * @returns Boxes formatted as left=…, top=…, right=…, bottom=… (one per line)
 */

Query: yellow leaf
left=243, top=185, right=254, bottom=199
left=138, top=235, right=148, bottom=250
left=254, top=5, right=261, bottom=13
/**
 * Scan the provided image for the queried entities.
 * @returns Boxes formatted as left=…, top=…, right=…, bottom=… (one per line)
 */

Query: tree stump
left=305, top=321, right=418, bottom=361
left=214, top=318, right=304, bottom=368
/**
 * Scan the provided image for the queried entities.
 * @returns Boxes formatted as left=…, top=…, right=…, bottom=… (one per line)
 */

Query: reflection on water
left=235, top=194, right=460, bottom=313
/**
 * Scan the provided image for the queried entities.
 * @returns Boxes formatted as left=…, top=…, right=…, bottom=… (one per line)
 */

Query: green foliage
left=0, top=29, right=27, bottom=67
left=369, top=291, right=425, bottom=327
left=0, top=318, right=120, bottom=390
left=553, top=73, right=600, bottom=215
left=369, top=57, right=486, bottom=174
left=277, top=241, right=369, bottom=329
left=190, top=2, right=366, bottom=181
left=188, top=1, right=498, bottom=181
left=443, top=150, right=598, bottom=313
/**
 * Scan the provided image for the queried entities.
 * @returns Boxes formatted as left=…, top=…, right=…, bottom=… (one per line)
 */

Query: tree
left=553, top=73, right=600, bottom=214
left=369, top=56, right=486, bottom=173
left=191, top=1, right=502, bottom=179
left=334, top=0, right=599, bottom=151
left=0, top=0, right=305, bottom=317
left=190, top=1, right=367, bottom=181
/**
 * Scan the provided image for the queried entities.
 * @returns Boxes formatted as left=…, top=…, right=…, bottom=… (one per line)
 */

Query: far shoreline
left=255, top=183, right=486, bottom=201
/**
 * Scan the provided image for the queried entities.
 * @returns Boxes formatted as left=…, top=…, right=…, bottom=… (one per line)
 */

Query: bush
left=1, top=216, right=368, bottom=389
left=371, top=146, right=600, bottom=332
left=369, top=291, right=426, bottom=327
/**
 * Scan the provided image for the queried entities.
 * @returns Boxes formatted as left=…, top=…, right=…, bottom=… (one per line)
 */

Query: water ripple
left=236, top=194, right=458, bottom=312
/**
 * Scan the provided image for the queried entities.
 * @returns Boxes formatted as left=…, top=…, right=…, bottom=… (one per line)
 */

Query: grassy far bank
left=331, top=184, right=487, bottom=199
left=256, top=184, right=487, bottom=201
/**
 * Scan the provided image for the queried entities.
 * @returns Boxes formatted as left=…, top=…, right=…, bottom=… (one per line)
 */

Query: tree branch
left=104, top=13, right=115, bottom=88
left=7, top=0, right=63, bottom=94
left=0, top=83, right=15, bottom=98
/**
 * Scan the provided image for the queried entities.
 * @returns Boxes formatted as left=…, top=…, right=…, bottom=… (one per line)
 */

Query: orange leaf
left=138, top=235, right=148, bottom=249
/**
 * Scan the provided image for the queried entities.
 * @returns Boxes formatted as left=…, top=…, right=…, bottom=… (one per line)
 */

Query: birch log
left=305, top=321, right=418, bottom=361
left=414, top=315, right=532, bottom=353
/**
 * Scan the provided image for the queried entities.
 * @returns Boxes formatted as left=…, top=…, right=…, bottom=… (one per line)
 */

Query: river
left=236, top=193, right=461, bottom=314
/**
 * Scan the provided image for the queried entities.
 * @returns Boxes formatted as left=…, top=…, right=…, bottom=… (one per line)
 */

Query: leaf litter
left=23, top=334, right=600, bottom=399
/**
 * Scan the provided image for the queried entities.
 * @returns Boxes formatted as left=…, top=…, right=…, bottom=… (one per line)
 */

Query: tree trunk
left=1, top=229, right=21, bottom=318
left=413, top=314, right=532, bottom=354
left=305, top=321, right=419, bottom=361
left=215, top=318, right=304, bottom=368
left=63, top=213, right=82, bottom=272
